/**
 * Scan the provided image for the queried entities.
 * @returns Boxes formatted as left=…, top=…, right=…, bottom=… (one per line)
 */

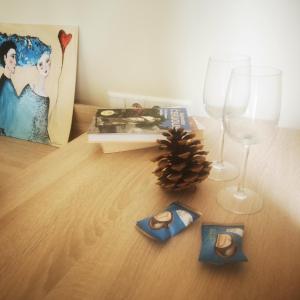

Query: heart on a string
left=58, top=30, right=72, bottom=54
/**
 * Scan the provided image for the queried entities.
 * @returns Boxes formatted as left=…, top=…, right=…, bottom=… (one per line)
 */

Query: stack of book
left=87, top=107, right=200, bottom=153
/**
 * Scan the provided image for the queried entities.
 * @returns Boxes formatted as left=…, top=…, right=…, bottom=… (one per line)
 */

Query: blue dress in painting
left=13, top=84, right=50, bottom=144
left=0, top=74, right=19, bottom=136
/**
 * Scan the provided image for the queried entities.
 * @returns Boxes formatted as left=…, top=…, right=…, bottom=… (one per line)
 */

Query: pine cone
left=152, top=127, right=211, bottom=191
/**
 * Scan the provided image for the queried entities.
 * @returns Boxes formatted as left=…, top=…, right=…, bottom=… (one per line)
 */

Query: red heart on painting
left=58, top=30, right=72, bottom=53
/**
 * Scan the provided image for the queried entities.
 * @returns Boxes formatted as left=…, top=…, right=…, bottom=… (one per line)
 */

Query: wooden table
left=0, top=118, right=299, bottom=300
left=0, top=136, right=55, bottom=188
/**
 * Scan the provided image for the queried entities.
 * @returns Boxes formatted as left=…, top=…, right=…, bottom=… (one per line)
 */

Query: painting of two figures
left=0, top=23, right=78, bottom=146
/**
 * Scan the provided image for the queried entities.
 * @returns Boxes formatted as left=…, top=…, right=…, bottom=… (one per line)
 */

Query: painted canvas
left=0, top=23, right=78, bottom=146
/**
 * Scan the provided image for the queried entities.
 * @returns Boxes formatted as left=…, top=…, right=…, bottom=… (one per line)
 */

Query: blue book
left=136, top=202, right=201, bottom=242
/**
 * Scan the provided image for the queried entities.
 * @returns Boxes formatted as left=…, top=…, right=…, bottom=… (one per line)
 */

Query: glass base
left=208, top=161, right=239, bottom=182
left=217, top=186, right=263, bottom=214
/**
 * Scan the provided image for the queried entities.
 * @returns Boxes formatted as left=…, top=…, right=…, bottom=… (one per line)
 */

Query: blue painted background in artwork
left=0, top=33, right=51, bottom=66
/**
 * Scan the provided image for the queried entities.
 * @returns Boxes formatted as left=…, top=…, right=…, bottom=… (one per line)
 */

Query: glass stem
left=237, top=145, right=250, bottom=194
left=217, top=121, right=225, bottom=165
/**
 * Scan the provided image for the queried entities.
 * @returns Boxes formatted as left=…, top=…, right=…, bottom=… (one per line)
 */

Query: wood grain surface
left=0, top=118, right=299, bottom=300
left=0, top=136, right=56, bottom=188
left=70, top=103, right=99, bottom=140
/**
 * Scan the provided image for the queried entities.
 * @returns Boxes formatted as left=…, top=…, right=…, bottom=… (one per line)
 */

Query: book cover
left=88, top=107, right=190, bottom=142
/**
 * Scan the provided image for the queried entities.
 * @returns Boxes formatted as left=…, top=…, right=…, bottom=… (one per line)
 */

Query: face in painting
left=4, top=48, right=16, bottom=75
left=37, top=52, right=51, bottom=77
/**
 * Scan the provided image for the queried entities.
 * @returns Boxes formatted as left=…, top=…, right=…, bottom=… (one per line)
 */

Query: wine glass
left=203, top=55, right=250, bottom=181
left=217, top=66, right=282, bottom=214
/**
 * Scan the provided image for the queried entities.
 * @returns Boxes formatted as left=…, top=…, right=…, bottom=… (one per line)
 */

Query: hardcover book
left=88, top=107, right=190, bottom=143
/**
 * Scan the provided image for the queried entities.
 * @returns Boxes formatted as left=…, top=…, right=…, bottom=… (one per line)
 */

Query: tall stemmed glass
left=218, top=66, right=282, bottom=214
left=203, top=55, right=250, bottom=181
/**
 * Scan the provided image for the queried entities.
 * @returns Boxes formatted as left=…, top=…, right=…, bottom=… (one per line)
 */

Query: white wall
left=1, top=0, right=299, bottom=128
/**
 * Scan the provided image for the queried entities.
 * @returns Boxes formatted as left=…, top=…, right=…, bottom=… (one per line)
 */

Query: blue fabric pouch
left=136, top=202, right=201, bottom=242
left=199, top=224, right=248, bottom=265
